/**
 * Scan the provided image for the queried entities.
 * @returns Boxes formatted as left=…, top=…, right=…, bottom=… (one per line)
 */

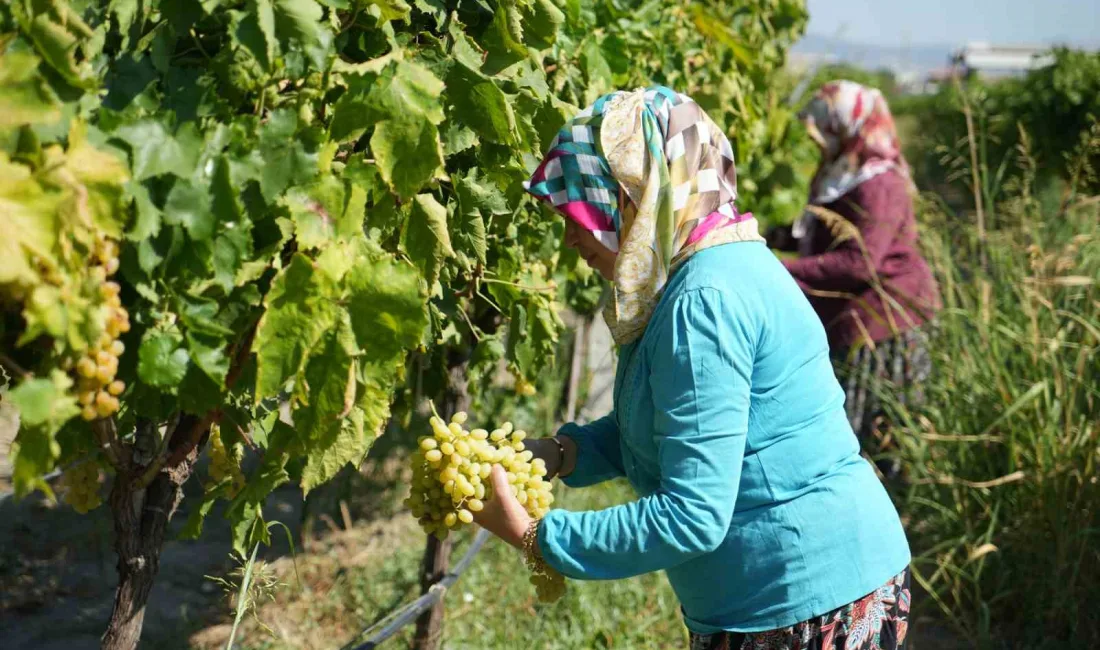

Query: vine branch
left=92, top=417, right=127, bottom=470
left=0, top=353, right=29, bottom=380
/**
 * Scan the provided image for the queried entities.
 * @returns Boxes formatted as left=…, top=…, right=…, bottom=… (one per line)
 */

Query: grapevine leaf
left=0, top=52, right=61, bottom=129
left=313, top=239, right=356, bottom=283
left=366, top=0, right=411, bottom=23
left=7, top=372, right=78, bottom=429
left=443, top=123, right=479, bottom=156
left=179, top=363, right=226, bottom=414
left=54, top=123, right=131, bottom=237
left=272, top=0, right=333, bottom=70
left=253, top=253, right=339, bottom=401
left=513, top=60, right=550, bottom=99
left=179, top=491, right=220, bottom=540
left=19, top=285, right=68, bottom=345
left=164, top=179, right=215, bottom=242
left=405, top=194, right=453, bottom=286
left=229, top=501, right=268, bottom=556
left=468, top=332, right=504, bottom=385
left=450, top=207, right=486, bottom=270
left=481, top=1, right=528, bottom=76
left=447, top=63, right=517, bottom=145
left=582, top=38, right=612, bottom=98
left=455, top=171, right=510, bottom=216
left=258, top=109, right=318, bottom=201
left=187, top=333, right=231, bottom=384
left=18, top=3, right=96, bottom=88
left=8, top=371, right=79, bottom=497
left=160, top=0, right=203, bottom=32
left=521, top=0, right=564, bottom=50
left=452, top=173, right=498, bottom=268
left=412, top=0, right=447, bottom=29
left=284, top=175, right=361, bottom=250
left=285, top=187, right=336, bottom=250
left=138, top=331, right=191, bottom=389
left=111, top=0, right=141, bottom=49
left=295, top=315, right=361, bottom=492
left=506, top=301, right=533, bottom=370
left=224, top=421, right=293, bottom=535
left=533, top=94, right=575, bottom=153
left=114, top=120, right=203, bottom=180
left=176, top=294, right=235, bottom=337
left=237, top=0, right=278, bottom=70
left=447, top=19, right=485, bottom=70
left=125, top=181, right=161, bottom=241
left=301, top=406, right=366, bottom=493
left=330, top=60, right=445, bottom=142
left=366, top=62, right=444, bottom=123
left=370, top=116, right=443, bottom=200
left=345, top=251, right=426, bottom=360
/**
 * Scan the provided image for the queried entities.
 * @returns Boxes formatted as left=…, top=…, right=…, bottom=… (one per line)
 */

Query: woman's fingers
left=489, top=464, right=510, bottom=496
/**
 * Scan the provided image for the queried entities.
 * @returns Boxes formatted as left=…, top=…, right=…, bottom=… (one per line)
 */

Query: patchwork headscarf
left=793, top=81, right=911, bottom=246
left=524, top=86, right=762, bottom=345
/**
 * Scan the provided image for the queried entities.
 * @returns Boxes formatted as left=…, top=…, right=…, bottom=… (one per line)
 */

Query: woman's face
left=563, top=219, right=616, bottom=281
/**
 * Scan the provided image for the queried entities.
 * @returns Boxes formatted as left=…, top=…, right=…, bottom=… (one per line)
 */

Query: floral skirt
left=688, top=569, right=911, bottom=650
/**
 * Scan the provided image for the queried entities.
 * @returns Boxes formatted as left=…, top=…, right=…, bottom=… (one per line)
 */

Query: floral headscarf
left=524, top=86, right=762, bottom=345
left=793, top=81, right=911, bottom=245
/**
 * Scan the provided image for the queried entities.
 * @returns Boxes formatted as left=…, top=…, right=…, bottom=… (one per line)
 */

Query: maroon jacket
left=782, top=171, right=940, bottom=350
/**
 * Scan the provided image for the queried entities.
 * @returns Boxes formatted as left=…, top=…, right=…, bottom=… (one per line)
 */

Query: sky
left=805, top=0, right=1100, bottom=48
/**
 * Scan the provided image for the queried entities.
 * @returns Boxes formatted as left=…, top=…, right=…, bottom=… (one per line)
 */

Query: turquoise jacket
left=538, top=242, right=910, bottom=633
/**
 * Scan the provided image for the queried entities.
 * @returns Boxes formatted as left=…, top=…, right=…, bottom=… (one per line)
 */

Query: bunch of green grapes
left=75, top=237, right=130, bottom=421
left=205, top=424, right=246, bottom=497
left=406, top=412, right=555, bottom=538
left=59, top=460, right=102, bottom=514
left=406, top=411, right=565, bottom=600
left=527, top=560, right=566, bottom=602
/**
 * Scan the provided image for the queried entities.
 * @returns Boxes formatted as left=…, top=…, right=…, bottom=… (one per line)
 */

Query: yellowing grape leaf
left=254, top=253, right=340, bottom=401
left=0, top=52, right=61, bottom=130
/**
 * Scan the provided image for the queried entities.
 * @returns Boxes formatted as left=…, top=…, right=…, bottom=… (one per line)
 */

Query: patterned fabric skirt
left=688, top=569, right=911, bottom=650
left=833, top=329, right=932, bottom=476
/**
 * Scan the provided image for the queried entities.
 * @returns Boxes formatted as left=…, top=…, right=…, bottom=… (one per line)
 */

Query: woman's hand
left=471, top=465, right=532, bottom=549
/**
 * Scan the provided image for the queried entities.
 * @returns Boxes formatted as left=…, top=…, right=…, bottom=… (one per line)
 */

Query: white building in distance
left=951, top=42, right=1054, bottom=79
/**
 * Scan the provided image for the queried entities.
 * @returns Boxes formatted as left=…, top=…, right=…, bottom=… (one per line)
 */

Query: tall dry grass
left=875, top=119, right=1099, bottom=648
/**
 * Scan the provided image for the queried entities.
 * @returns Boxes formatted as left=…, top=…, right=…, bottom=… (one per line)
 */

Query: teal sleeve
left=557, top=413, right=624, bottom=488
left=539, top=289, right=754, bottom=579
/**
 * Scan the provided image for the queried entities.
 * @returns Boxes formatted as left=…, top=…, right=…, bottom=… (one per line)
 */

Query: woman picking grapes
left=473, top=87, right=912, bottom=649
left=769, top=81, right=940, bottom=478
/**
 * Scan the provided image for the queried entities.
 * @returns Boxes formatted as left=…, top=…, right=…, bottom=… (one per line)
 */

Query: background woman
left=475, top=86, right=912, bottom=650
left=770, top=81, right=941, bottom=464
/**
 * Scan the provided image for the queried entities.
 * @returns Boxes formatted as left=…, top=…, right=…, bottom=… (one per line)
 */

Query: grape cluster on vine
left=59, top=460, right=102, bottom=514
left=74, top=238, right=130, bottom=421
left=205, top=424, right=246, bottom=498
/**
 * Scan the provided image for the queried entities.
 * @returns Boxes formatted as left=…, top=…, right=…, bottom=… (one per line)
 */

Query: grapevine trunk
left=101, top=422, right=200, bottom=650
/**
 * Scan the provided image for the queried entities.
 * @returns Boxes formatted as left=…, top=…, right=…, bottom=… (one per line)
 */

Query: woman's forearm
left=556, top=434, right=578, bottom=477
left=525, top=435, right=579, bottom=479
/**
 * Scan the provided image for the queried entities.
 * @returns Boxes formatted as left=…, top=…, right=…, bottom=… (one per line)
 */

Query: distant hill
left=791, top=34, right=955, bottom=74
